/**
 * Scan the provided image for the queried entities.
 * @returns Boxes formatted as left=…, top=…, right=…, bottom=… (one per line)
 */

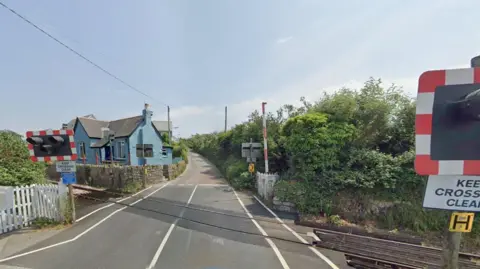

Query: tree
left=282, top=113, right=356, bottom=179
left=0, top=130, right=46, bottom=186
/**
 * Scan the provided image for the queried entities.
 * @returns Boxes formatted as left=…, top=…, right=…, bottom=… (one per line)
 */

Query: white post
left=262, top=102, right=269, bottom=173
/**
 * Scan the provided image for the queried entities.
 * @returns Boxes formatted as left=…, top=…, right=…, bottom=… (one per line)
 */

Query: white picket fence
left=0, top=184, right=66, bottom=234
left=256, top=172, right=279, bottom=201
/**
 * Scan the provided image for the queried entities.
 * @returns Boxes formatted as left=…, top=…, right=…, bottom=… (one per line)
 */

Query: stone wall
left=46, top=161, right=188, bottom=190
left=272, top=196, right=297, bottom=213
left=46, top=164, right=166, bottom=190
left=163, top=161, right=187, bottom=180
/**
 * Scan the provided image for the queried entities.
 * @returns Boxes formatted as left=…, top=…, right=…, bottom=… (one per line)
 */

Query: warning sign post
left=415, top=58, right=480, bottom=269
left=423, top=176, right=480, bottom=211
left=449, top=213, right=474, bottom=233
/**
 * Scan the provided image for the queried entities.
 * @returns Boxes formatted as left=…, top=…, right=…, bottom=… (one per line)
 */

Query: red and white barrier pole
left=262, top=102, right=269, bottom=173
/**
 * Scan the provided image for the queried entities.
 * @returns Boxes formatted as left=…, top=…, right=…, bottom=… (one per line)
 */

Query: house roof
left=66, top=115, right=172, bottom=139
left=77, top=117, right=109, bottom=138
left=108, top=116, right=143, bottom=137
left=90, top=137, right=109, bottom=148
left=152, top=121, right=172, bottom=132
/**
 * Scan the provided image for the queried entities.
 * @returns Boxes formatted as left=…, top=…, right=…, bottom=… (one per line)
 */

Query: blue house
left=62, top=104, right=174, bottom=166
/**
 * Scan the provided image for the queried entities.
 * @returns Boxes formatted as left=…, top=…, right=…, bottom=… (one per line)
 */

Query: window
left=136, top=144, right=154, bottom=158
left=136, top=144, right=144, bottom=157
left=117, top=141, right=126, bottom=158
left=162, top=149, right=167, bottom=157
left=79, top=142, right=86, bottom=159
left=144, top=144, right=153, bottom=157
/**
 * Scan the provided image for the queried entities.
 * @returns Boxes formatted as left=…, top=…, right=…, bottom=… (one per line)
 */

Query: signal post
left=26, top=129, right=78, bottom=223
left=415, top=58, right=480, bottom=269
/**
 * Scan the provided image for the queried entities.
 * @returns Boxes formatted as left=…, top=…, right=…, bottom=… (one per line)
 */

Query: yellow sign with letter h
left=248, top=163, right=255, bottom=173
left=449, top=212, right=475, bottom=233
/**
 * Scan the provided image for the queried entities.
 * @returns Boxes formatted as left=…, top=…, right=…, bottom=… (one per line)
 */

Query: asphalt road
left=0, top=153, right=348, bottom=269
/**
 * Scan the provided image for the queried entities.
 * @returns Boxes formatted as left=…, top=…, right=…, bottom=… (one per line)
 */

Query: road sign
left=449, top=212, right=474, bottom=232
left=61, top=172, right=76, bottom=185
left=248, top=163, right=255, bottom=173
left=56, top=161, right=77, bottom=173
left=26, top=129, right=77, bottom=162
left=415, top=68, right=480, bottom=176
left=423, top=175, right=480, bottom=212
left=241, top=142, right=262, bottom=158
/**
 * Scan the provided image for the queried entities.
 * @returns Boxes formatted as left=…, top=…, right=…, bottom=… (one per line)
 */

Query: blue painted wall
left=73, top=121, right=98, bottom=165
left=172, top=156, right=183, bottom=164
left=128, top=109, right=165, bottom=166
left=163, top=148, right=174, bottom=165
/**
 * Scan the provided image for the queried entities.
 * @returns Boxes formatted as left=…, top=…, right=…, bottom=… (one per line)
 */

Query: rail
left=311, top=228, right=480, bottom=269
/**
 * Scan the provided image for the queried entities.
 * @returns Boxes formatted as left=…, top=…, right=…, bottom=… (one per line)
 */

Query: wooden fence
left=0, top=184, right=65, bottom=234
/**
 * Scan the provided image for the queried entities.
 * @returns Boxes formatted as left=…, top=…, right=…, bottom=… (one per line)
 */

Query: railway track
left=311, top=228, right=480, bottom=269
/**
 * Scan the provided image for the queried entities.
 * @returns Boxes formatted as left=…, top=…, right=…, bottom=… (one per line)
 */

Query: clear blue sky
left=1, top=0, right=479, bottom=137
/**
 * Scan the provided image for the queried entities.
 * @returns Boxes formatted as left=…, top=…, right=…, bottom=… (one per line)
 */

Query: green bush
left=225, top=161, right=247, bottom=181
left=173, top=142, right=189, bottom=164
left=0, top=130, right=46, bottom=186
left=185, top=78, right=480, bottom=241
left=32, top=217, right=61, bottom=229
left=231, top=172, right=255, bottom=190
left=175, top=161, right=187, bottom=177
left=122, top=181, right=143, bottom=194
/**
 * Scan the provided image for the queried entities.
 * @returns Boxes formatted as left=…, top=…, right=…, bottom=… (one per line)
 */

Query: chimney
left=101, top=127, right=110, bottom=139
left=143, top=103, right=152, bottom=125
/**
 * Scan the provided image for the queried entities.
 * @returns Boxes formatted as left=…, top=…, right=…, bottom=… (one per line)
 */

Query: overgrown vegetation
left=175, top=160, right=187, bottom=177
left=0, top=130, right=46, bottom=186
left=32, top=217, right=62, bottom=229
left=172, top=141, right=189, bottom=164
left=122, top=180, right=143, bottom=194
left=185, top=78, right=479, bottom=245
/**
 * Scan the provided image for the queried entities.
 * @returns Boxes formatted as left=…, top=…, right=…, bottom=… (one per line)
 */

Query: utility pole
left=224, top=106, right=228, bottom=132
left=167, top=106, right=171, bottom=143
left=262, top=102, right=268, bottom=173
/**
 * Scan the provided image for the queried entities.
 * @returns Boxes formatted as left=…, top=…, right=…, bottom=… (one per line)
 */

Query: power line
left=0, top=1, right=166, bottom=107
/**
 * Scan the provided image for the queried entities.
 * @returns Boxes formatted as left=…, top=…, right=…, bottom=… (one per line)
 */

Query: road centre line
left=147, top=184, right=198, bottom=269
left=0, top=183, right=171, bottom=264
left=253, top=195, right=339, bottom=269
left=232, top=190, right=290, bottom=269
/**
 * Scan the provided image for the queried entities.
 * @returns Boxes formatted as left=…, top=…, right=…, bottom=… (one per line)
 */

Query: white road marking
left=253, top=195, right=340, bottom=269
left=307, top=232, right=320, bottom=242
left=0, top=183, right=171, bottom=263
left=232, top=190, right=290, bottom=269
left=172, top=183, right=228, bottom=187
left=147, top=184, right=198, bottom=269
left=77, top=185, right=153, bottom=222
left=0, top=265, right=34, bottom=269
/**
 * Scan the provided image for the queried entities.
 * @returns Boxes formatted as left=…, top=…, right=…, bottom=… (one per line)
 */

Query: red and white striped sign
left=415, top=68, right=480, bottom=175
left=26, top=129, right=78, bottom=162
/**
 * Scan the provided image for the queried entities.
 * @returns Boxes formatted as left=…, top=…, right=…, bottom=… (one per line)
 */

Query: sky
left=1, top=0, right=479, bottom=137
